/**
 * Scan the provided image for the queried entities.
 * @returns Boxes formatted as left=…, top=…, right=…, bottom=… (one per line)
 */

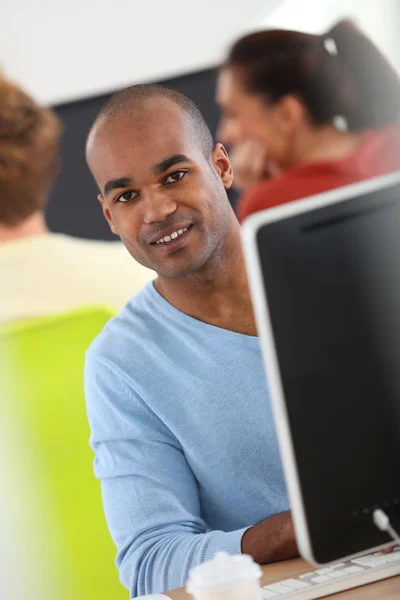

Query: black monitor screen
left=256, top=179, right=400, bottom=562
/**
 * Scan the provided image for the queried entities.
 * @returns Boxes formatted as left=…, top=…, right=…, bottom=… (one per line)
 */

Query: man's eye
left=164, top=170, right=187, bottom=184
left=116, top=190, right=138, bottom=203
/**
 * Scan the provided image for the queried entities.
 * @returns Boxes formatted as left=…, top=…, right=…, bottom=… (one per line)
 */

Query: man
left=0, top=74, right=153, bottom=323
left=85, top=84, right=297, bottom=597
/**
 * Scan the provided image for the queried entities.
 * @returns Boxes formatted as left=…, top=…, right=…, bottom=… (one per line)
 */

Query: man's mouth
left=150, top=225, right=193, bottom=251
left=153, top=226, right=189, bottom=245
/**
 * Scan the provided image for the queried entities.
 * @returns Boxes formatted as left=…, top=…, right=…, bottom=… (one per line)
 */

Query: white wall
left=2, top=0, right=398, bottom=107
left=261, top=0, right=400, bottom=71
left=0, top=0, right=273, bottom=106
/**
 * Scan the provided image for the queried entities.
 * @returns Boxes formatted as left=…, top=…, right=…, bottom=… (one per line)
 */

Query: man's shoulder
left=87, top=281, right=156, bottom=363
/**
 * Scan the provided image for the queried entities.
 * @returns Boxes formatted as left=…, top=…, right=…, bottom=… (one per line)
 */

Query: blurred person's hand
left=230, top=139, right=282, bottom=192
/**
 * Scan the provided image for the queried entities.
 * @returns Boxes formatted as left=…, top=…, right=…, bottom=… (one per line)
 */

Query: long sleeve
left=84, top=353, right=248, bottom=597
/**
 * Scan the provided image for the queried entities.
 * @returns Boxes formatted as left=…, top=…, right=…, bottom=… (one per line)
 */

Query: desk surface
left=165, top=557, right=400, bottom=599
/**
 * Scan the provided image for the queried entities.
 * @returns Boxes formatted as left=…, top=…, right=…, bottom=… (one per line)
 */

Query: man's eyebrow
left=152, top=154, right=194, bottom=176
left=102, top=155, right=193, bottom=195
left=103, top=177, right=134, bottom=197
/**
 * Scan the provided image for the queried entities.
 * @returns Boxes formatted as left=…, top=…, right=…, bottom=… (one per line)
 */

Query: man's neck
left=155, top=218, right=258, bottom=336
left=0, top=213, right=48, bottom=243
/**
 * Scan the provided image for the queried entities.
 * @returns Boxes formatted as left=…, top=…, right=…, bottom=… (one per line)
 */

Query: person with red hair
left=0, top=74, right=153, bottom=323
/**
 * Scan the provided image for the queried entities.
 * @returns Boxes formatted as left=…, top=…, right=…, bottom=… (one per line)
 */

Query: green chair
left=0, top=307, right=128, bottom=600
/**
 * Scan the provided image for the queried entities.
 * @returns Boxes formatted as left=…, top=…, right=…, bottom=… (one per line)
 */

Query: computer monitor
left=242, top=172, right=400, bottom=566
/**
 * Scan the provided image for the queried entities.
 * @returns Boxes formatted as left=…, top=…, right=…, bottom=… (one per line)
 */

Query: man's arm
left=85, top=352, right=298, bottom=596
left=85, top=353, right=248, bottom=597
left=241, top=511, right=298, bottom=564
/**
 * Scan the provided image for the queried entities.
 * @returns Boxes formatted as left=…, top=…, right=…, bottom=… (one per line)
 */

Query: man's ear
left=211, top=143, right=234, bottom=190
left=98, top=194, right=118, bottom=236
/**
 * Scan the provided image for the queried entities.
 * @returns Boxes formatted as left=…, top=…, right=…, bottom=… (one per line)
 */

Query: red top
left=238, top=126, right=400, bottom=222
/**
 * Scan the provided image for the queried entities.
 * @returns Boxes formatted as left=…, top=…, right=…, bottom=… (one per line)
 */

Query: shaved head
left=85, top=83, right=234, bottom=280
left=87, top=84, right=214, bottom=159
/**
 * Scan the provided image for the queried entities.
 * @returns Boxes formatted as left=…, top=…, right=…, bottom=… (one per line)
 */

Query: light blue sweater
left=85, top=282, right=289, bottom=597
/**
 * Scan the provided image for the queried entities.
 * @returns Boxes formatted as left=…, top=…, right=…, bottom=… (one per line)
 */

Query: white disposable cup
left=186, top=552, right=262, bottom=600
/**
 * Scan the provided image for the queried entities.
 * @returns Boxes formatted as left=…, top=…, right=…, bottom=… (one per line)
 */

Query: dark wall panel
left=48, top=68, right=237, bottom=241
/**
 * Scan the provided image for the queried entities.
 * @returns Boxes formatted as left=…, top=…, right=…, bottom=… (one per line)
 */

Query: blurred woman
left=217, top=20, right=400, bottom=221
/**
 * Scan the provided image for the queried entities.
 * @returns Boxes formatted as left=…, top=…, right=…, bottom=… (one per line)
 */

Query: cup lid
left=186, top=553, right=261, bottom=594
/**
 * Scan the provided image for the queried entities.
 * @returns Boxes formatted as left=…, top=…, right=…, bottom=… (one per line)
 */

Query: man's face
left=87, top=98, right=233, bottom=278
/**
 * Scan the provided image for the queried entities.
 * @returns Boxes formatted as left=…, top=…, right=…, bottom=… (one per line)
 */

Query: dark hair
left=90, top=83, right=214, bottom=158
left=225, top=19, right=400, bottom=131
left=0, top=75, right=62, bottom=226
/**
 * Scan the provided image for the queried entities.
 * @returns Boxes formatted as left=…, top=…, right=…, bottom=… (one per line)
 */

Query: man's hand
left=230, top=139, right=282, bottom=193
left=241, top=510, right=299, bottom=564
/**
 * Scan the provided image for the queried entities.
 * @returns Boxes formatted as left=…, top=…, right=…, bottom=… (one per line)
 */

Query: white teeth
left=155, top=227, right=190, bottom=244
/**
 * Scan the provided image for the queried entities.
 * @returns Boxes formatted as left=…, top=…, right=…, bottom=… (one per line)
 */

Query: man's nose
left=141, top=188, right=178, bottom=224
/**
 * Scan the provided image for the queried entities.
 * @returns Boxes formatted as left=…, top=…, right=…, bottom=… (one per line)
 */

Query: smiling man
left=84, top=84, right=296, bottom=597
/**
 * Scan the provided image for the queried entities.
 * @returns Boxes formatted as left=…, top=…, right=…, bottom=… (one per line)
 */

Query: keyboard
left=261, top=548, right=400, bottom=599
